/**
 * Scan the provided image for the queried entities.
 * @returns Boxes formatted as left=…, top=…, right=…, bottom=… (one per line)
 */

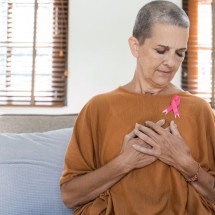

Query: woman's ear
left=128, top=36, right=140, bottom=58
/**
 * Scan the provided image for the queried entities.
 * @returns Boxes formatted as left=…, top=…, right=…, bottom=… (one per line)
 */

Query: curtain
left=0, top=0, right=68, bottom=106
left=182, top=0, right=215, bottom=108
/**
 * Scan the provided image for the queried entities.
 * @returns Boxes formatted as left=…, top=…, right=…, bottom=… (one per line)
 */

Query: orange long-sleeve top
left=60, top=87, right=215, bottom=214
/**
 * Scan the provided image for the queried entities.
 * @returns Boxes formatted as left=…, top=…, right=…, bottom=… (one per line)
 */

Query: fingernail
left=172, top=121, right=177, bottom=127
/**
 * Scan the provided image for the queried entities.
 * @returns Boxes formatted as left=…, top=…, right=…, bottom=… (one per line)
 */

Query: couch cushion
left=0, top=128, right=73, bottom=215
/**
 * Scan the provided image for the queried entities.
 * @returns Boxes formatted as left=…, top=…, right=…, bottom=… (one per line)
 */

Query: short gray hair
left=133, top=1, right=190, bottom=45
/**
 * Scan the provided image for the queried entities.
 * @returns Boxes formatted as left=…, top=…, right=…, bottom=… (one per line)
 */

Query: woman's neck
left=122, top=79, right=182, bottom=95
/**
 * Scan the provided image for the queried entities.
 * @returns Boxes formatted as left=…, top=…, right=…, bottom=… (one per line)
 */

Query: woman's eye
left=176, top=52, right=184, bottom=57
left=156, top=50, right=165, bottom=54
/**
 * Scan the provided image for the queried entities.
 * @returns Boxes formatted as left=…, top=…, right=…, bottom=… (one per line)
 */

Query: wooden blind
left=0, top=0, right=68, bottom=106
left=182, top=0, right=215, bottom=108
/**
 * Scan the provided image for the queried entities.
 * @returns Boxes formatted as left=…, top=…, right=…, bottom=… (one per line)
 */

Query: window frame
left=0, top=0, right=69, bottom=107
left=182, top=0, right=215, bottom=108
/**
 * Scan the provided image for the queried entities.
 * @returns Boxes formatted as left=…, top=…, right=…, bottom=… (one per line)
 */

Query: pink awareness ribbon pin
left=162, top=95, right=180, bottom=118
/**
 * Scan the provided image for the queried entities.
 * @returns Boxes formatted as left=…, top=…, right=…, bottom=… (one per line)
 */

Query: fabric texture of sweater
left=60, top=87, right=215, bottom=214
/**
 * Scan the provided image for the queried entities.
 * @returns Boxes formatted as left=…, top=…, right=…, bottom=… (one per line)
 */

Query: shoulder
left=85, top=87, right=124, bottom=108
left=181, top=92, right=210, bottom=106
left=78, top=88, right=122, bottom=117
left=167, top=85, right=209, bottom=109
left=181, top=92, right=214, bottom=118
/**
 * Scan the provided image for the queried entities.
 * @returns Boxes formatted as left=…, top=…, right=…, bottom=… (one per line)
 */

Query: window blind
left=182, top=0, right=215, bottom=108
left=0, top=0, right=68, bottom=106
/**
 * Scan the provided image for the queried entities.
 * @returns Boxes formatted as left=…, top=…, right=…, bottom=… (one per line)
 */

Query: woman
left=60, top=1, right=215, bottom=214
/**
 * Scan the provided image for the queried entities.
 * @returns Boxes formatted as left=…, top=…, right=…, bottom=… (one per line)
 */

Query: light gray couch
left=0, top=114, right=78, bottom=133
left=0, top=114, right=78, bottom=215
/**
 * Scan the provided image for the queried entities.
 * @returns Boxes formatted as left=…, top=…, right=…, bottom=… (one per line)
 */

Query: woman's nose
left=163, top=53, right=176, bottom=68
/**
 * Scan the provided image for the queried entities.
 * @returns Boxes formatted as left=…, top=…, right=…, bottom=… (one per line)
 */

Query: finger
left=132, top=144, right=154, bottom=156
left=169, top=121, right=181, bottom=137
left=165, top=126, right=170, bottom=132
left=134, top=126, right=157, bottom=147
left=136, top=123, right=158, bottom=139
left=156, top=119, right=165, bottom=126
left=151, top=120, right=174, bottom=133
left=124, top=129, right=136, bottom=141
left=156, top=119, right=170, bottom=132
left=135, top=138, right=152, bottom=149
left=145, top=121, right=166, bottom=135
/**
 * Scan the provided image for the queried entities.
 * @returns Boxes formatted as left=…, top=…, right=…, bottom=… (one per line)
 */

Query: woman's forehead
left=147, top=23, right=189, bottom=47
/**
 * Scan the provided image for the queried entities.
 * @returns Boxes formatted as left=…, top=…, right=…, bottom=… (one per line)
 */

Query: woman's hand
left=119, top=119, right=165, bottom=172
left=132, top=120, right=194, bottom=173
left=119, top=129, right=156, bottom=172
left=132, top=120, right=215, bottom=203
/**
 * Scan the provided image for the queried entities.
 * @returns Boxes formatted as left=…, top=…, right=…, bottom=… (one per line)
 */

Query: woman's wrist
left=178, top=158, right=200, bottom=180
left=114, top=154, right=132, bottom=175
left=184, top=163, right=201, bottom=183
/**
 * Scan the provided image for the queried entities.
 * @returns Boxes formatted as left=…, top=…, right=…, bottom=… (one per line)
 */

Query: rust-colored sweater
left=60, top=87, right=215, bottom=214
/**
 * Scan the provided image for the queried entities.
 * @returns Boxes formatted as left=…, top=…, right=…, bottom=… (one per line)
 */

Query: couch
left=0, top=114, right=78, bottom=215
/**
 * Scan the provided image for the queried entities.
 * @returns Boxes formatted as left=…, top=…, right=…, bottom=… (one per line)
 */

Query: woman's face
left=135, top=23, right=189, bottom=88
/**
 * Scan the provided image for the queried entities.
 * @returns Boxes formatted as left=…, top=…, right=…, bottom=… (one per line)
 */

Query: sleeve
left=59, top=99, right=113, bottom=214
left=199, top=102, right=215, bottom=210
left=204, top=104, right=215, bottom=176
left=60, top=100, right=97, bottom=185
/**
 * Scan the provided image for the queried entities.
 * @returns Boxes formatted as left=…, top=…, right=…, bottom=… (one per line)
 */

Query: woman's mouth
left=157, top=69, right=171, bottom=73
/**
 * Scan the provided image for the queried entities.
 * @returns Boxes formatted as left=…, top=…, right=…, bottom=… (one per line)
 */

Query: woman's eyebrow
left=156, top=45, right=169, bottom=49
left=156, top=45, right=187, bottom=51
left=177, top=48, right=187, bottom=51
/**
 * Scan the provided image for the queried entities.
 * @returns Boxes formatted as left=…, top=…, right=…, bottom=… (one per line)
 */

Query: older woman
left=60, top=1, right=215, bottom=214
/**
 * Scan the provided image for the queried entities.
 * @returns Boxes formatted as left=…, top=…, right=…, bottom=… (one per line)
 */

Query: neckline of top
left=117, top=86, right=190, bottom=97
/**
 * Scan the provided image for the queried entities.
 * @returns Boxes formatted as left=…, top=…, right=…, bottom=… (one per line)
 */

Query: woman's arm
left=185, top=161, right=215, bottom=203
left=132, top=120, right=215, bottom=203
left=61, top=153, right=129, bottom=208
left=61, top=128, right=157, bottom=208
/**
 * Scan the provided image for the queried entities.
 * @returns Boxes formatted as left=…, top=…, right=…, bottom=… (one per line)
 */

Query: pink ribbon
left=162, top=95, right=180, bottom=118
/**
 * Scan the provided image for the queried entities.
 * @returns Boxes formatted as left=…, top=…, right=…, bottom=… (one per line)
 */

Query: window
left=0, top=0, right=68, bottom=106
left=182, top=0, right=215, bottom=108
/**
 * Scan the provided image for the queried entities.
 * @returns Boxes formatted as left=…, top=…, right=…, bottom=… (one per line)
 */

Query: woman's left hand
left=132, top=120, right=194, bottom=172
left=133, top=120, right=215, bottom=204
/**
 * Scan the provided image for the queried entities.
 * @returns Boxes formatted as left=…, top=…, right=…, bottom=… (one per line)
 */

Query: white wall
left=0, top=0, right=182, bottom=115
left=68, top=0, right=182, bottom=113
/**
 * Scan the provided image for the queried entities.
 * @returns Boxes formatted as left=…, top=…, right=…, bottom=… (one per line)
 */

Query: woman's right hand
left=119, top=119, right=165, bottom=172
left=119, top=130, right=156, bottom=172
